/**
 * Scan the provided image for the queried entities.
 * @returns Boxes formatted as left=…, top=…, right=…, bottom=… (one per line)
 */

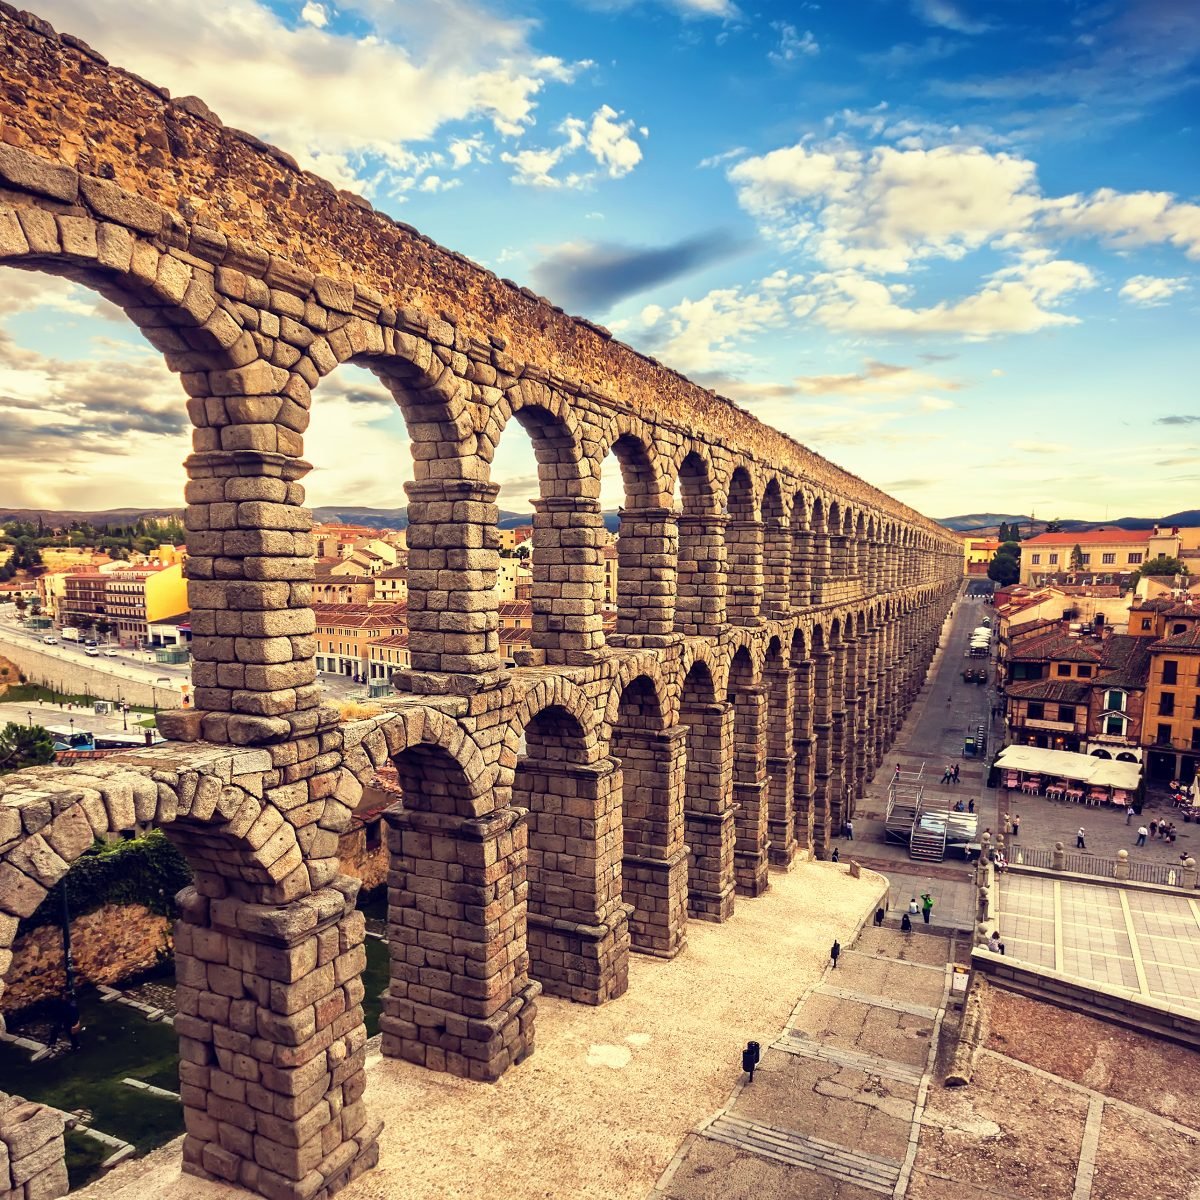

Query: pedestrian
left=1168, top=824, right=1177, bottom=844
left=952, top=763, right=960, bottom=784
left=1125, top=805, right=1134, bottom=826
left=1002, top=811, right=1010, bottom=835
left=830, top=939, right=841, bottom=969
left=987, top=930, right=1005, bottom=955
left=946, top=694, right=951, bottom=706
left=1159, top=822, right=1168, bottom=840
left=968, top=798, right=975, bottom=813
left=831, top=846, right=840, bottom=863
left=908, top=896, right=920, bottom=920
left=844, top=819, right=854, bottom=841
left=941, top=765, right=953, bottom=784
left=921, top=893, right=934, bottom=925
left=1136, top=824, right=1148, bottom=847
left=893, top=764, right=901, bottom=783
left=873, top=907, right=885, bottom=927
left=901, top=911, right=912, bottom=933
left=1076, top=827, right=1086, bottom=850
left=1012, top=814, right=1021, bottom=839
left=1150, top=820, right=1158, bottom=838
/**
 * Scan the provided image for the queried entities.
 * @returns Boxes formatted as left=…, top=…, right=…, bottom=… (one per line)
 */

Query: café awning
left=994, top=745, right=1141, bottom=791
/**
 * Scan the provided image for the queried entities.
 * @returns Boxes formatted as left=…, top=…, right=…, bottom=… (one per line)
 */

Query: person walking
left=1012, top=813, right=1021, bottom=839
left=1002, top=811, right=1010, bottom=836
left=941, top=764, right=953, bottom=784
left=844, top=818, right=854, bottom=841
left=968, top=797, right=975, bottom=814
left=830, top=939, right=841, bottom=969
left=952, top=763, right=960, bottom=784
left=874, top=907, right=885, bottom=927
left=920, top=893, right=934, bottom=925
left=1076, top=827, right=1086, bottom=850
left=1150, top=820, right=1158, bottom=838
left=1126, top=804, right=1135, bottom=826
left=1136, top=824, right=1148, bottom=847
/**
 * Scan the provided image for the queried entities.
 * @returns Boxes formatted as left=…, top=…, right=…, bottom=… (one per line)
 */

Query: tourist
left=901, top=911, right=912, bottom=933
left=941, top=765, right=953, bottom=784
left=1012, top=814, right=1021, bottom=839
left=1002, top=811, right=1010, bottom=835
left=1076, top=827, right=1086, bottom=850
left=1159, top=821, right=1168, bottom=840
left=952, top=763, right=960, bottom=784
left=831, top=847, right=840, bottom=863
left=968, top=798, right=975, bottom=814
left=921, top=893, right=934, bottom=924
left=908, top=896, right=921, bottom=920
left=1150, top=820, right=1158, bottom=838
left=893, top=764, right=901, bottom=783
left=844, top=818, right=854, bottom=841
left=987, top=930, right=1005, bottom=955
left=1136, top=825, right=1148, bottom=847
left=830, top=939, right=841, bottom=969
left=1167, top=824, right=1177, bottom=845
left=1126, top=805, right=1135, bottom=826
left=954, top=799, right=965, bottom=812
left=874, top=907, right=885, bottom=927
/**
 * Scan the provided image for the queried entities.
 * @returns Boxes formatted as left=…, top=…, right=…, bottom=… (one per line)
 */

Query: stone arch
left=0, top=756, right=376, bottom=1199
left=500, top=675, right=602, bottom=782
left=679, top=637, right=731, bottom=700
left=724, top=466, right=763, bottom=625
left=608, top=670, right=688, bottom=958
left=672, top=446, right=725, bottom=635
left=790, top=489, right=813, bottom=608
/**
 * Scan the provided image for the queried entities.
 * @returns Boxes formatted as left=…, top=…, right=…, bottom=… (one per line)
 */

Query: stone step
left=774, top=1030, right=926, bottom=1087
left=700, top=1112, right=902, bottom=1194
left=815, top=982, right=940, bottom=1020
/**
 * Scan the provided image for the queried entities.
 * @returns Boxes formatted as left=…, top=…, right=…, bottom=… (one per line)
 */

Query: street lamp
left=25, top=710, right=31, bottom=727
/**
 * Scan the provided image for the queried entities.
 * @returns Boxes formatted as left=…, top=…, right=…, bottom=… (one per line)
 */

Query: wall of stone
left=1, top=902, right=172, bottom=1014
left=0, top=641, right=181, bottom=710
left=0, top=1094, right=67, bottom=1200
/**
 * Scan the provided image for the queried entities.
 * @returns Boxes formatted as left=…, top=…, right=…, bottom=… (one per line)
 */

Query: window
left=1157, top=723, right=1172, bottom=745
left=1128, top=552, right=1143, bottom=564
left=1049, top=553, right=1059, bottom=565
left=1080, top=553, right=1090, bottom=565
left=1028, top=702, right=1045, bottom=720
left=1159, top=692, right=1175, bottom=716
left=1031, top=553, right=1041, bottom=565
left=1102, top=553, right=1115, bottom=565
left=1107, top=690, right=1126, bottom=712
left=1141, top=617, right=1153, bottom=631
left=1172, top=623, right=1187, bottom=635
left=1105, top=714, right=1126, bottom=737
left=1162, top=660, right=1178, bottom=685
left=1057, top=663, right=1071, bottom=676
left=1057, top=704, right=1076, bottom=723
left=1078, top=665, right=1093, bottom=677
left=1192, top=728, right=1200, bottom=752
left=1194, top=696, right=1200, bottom=720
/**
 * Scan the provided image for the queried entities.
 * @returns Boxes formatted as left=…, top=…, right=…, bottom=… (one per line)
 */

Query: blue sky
left=0, top=0, right=1197, bottom=522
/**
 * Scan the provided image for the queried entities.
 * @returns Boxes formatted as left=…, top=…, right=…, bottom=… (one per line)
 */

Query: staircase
left=884, top=762, right=925, bottom=845
left=909, top=800, right=948, bottom=862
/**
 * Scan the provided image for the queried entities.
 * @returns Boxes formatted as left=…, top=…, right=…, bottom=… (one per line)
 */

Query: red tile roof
left=1022, top=528, right=1150, bottom=546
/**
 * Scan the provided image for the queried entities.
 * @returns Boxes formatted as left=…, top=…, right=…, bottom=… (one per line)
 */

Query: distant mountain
left=0, top=505, right=183, bottom=527
left=935, top=513, right=1034, bottom=533
left=937, top=510, right=1200, bottom=536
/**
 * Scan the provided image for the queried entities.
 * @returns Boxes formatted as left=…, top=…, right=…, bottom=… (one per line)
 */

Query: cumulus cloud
left=502, top=106, right=646, bottom=188
left=911, top=0, right=990, bottom=35
left=29, top=0, right=590, bottom=195
left=790, top=359, right=962, bottom=399
left=1045, top=190, right=1200, bottom=259
left=769, top=23, right=819, bottom=65
left=1118, top=274, right=1190, bottom=306
left=528, top=230, right=750, bottom=312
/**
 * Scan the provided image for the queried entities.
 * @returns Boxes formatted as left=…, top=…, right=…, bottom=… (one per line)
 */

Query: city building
left=312, top=559, right=375, bottom=605
left=313, top=604, right=407, bottom=677
left=961, top=535, right=999, bottom=576
left=372, top=566, right=408, bottom=605
left=1134, top=596, right=1200, bottom=783
left=57, top=561, right=188, bottom=645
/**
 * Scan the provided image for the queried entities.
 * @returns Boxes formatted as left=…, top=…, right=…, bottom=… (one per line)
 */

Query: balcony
left=1020, top=717, right=1081, bottom=733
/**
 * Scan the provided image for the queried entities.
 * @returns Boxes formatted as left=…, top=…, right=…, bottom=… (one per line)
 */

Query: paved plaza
left=997, top=872, right=1200, bottom=1013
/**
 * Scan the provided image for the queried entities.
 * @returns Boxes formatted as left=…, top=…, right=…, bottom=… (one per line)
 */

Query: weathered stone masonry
left=0, top=8, right=960, bottom=1199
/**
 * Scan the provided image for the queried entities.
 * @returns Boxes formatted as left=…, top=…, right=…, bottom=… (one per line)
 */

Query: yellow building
left=372, top=567, right=408, bottom=605
left=314, top=605, right=407, bottom=677
left=962, top=535, right=999, bottom=576
left=1019, top=528, right=1169, bottom=586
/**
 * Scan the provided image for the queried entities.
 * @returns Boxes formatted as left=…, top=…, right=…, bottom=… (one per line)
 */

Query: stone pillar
left=381, top=806, right=538, bottom=1081
left=174, top=881, right=380, bottom=1200
left=529, top=495, right=606, bottom=666
left=792, top=657, right=815, bottom=853
left=184, top=448, right=318, bottom=747
left=829, top=534, right=849, bottom=579
left=679, top=699, right=737, bottom=922
left=515, top=758, right=631, bottom=1005
left=615, top=726, right=689, bottom=958
left=811, top=650, right=834, bottom=857
left=725, top=518, right=764, bottom=626
left=731, top=684, right=771, bottom=895
left=762, top=516, right=791, bottom=618
left=675, top=513, right=727, bottom=636
left=812, top=527, right=832, bottom=598
left=611, top=506, right=678, bottom=645
left=790, top=521, right=813, bottom=608
left=0, top=1096, right=67, bottom=1200
left=765, top=665, right=797, bottom=869
left=400, top=478, right=504, bottom=692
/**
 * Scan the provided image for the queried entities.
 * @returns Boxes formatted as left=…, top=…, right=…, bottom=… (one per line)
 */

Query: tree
left=987, top=553, right=1020, bottom=587
left=13, top=595, right=26, bottom=618
left=997, top=522, right=1010, bottom=543
left=1070, top=543, right=1085, bottom=571
left=0, top=722, right=56, bottom=774
left=1138, top=555, right=1187, bottom=579
left=1044, top=519, right=1064, bottom=533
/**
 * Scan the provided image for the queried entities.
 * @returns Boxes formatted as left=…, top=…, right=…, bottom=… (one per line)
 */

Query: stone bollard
left=976, top=883, right=991, bottom=924
left=1052, top=840, right=1066, bottom=871
left=848, top=859, right=861, bottom=878
left=1184, top=857, right=1198, bottom=890
left=974, top=920, right=991, bottom=948
left=1114, top=848, right=1130, bottom=880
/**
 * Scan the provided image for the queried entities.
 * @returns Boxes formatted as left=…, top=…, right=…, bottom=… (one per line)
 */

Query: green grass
left=363, top=934, right=388, bottom=1037
left=64, top=1129, right=111, bottom=1191
left=0, top=988, right=183, bottom=1163
left=1, top=683, right=154, bottom=713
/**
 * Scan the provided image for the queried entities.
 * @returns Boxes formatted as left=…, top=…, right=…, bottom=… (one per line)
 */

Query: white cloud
left=1046, top=190, right=1200, bottom=259
left=769, top=23, right=819, bottom=65
left=698, top=146, right=748, bottom=169
left=502, top=106, right=645, bottom=188
left=637, top=286, right=785, bottom=374
left=447, top=134, right=490, bottom=168
left=579, top=0, right=739, bottom=17
left=1118, top=275, right=1190, bottom=306
left=299, top=1, right=328, bottom=28
left=418, top=174, right=461, bottom=193
left=29, top=0, right=589, bottom=195
left=917, top=395, right=957, bottom=412
left=911, top=0, right=990, bottom=35
left=790, top=359, right=962, bottom=399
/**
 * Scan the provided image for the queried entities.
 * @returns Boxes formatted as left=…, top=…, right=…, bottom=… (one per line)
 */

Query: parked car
left=85, top=646, right=100, bottom=657
left=41, top=635, right=57, bottom=644
left=103, top=647, right=119, bottom=657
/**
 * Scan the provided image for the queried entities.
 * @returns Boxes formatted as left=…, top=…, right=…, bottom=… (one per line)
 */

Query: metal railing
left=1009, top=846, right=1188, bottom=887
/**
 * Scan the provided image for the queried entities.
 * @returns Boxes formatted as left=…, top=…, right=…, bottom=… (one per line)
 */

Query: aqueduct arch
left=0, top=9, right=962, bottom=1199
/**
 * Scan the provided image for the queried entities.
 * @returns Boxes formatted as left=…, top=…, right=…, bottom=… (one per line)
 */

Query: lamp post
left=26, top=709, right=32, bottom=727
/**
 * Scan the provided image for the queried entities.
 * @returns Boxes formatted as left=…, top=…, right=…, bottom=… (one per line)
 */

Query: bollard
left=1052, top=840, right=1066, bottom=871
left=1114, top=848, right=1130, bottom=880
left=742, top=1040, right=761, bottom=1082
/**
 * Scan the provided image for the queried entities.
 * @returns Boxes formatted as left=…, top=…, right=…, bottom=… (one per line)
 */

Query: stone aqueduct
left=0, top=9, right=961, bottom=1199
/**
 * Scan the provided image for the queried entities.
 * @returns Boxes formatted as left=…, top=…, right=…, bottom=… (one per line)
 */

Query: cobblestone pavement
left=652, top=925, right=956, bottom=1199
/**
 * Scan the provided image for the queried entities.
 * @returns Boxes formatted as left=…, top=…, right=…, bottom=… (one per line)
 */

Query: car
left=41, top=635, right=57, bottom=645
left=84, top=638, right=98, bottom=648
left=103, top=647, right=119, bottom=657
left=85, top=646, right=100, bottom=657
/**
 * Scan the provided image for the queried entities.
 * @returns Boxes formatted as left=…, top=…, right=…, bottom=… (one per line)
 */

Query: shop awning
left=994, top=744, right=1141, bottom=790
